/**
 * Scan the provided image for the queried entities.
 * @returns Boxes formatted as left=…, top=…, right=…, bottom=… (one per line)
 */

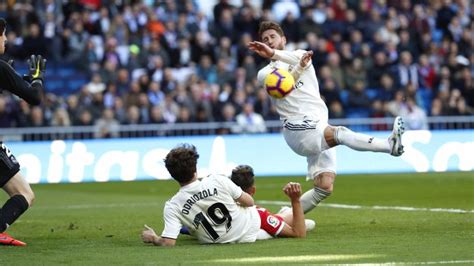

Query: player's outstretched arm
left=142, top=225, right=176, bottom=247
left=0, top=55, right=46, bottom=105
left=278, top=182, right=306, bottom=238
left=248, top=41, right=275, bottom=58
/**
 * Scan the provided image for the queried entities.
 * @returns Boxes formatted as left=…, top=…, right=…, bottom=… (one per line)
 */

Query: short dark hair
left=0, top=18, right=6, bottom=34
left=164, top=144, right=199, bottom=184
left=258, top=21, right=284, bottom=40
left=231, top=165, right=254, bottom=192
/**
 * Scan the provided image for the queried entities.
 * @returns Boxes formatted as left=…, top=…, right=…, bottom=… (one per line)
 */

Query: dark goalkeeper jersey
left=0, top=59, right=41, bottom=105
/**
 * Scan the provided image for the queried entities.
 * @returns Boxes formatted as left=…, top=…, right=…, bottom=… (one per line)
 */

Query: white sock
left=335, top=126, right=390, bottom=153
left=300, top=187, right=331, bottom=213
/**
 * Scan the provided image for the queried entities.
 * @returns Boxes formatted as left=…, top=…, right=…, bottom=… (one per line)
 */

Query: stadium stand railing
left=1, top=116, right=473, bottom=142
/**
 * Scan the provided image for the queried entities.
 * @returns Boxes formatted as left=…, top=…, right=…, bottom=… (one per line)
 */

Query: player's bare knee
left=25, top=190, right=35, bottom=206
left=18, top=188, right=35, bottom=207
left=324, top=126, right=338, bottom=147
left=315, top=172, right=336, bottom=193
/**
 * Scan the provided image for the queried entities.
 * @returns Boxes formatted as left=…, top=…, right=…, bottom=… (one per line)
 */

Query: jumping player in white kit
left=248, top=21, right=405, bottom=214
left=141, top=144, right=306, bottom=246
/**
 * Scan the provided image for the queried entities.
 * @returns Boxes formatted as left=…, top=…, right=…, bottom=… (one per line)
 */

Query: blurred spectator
left=22, top=23, right=47, bottom=59
left=368, top=51, right=390, bottom=88
left=321, top=79, right=342, bottom=107
left=344, top=58, right=367, bottom=89
left=378, top=74, right=396, bottom=102
left=125, top=105, right=141, bottom=125
left=28, top=106, right=48, bottom=127
left=327, top=52, right=345, bottom=89
left=51, top=108, right=71, bottom=127
left=76, top=109, right=94, bottom=126
left=400, top=97, right=428, bottom=130
left=370, top=100, right=388, bottom=131
left=329, top=101, right=345, bottom=119
left=397, top=51, right=420, bottom=88
left=94, top=108, right=120, bottom=138
left=235, top=102, right=266, bottom=134
left=348, top=81, right=370, bottom=109
left=418, top=55, right=436, bottom=89
left=386, top=91, right=405, bottom=117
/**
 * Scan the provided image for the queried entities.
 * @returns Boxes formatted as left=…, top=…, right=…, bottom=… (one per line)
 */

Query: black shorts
left=0, top=142, right=21, bottom=187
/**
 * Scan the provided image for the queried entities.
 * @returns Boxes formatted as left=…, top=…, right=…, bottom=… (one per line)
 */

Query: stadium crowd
left=0, top=0, right=472, bottom=136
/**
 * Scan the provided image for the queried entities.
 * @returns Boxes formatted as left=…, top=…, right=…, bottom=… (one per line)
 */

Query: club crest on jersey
left=267, top=216, right=280, bottom=228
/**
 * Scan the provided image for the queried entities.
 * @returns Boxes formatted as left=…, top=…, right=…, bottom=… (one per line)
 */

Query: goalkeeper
left=0, top=18, right=47, bottom=246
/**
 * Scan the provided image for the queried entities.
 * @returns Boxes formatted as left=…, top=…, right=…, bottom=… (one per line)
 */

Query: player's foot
left=389, top=116, right=405, bottom=156
left=0, top=233, right=27, bottom=246
left=305, top=219, right=316, bottom=232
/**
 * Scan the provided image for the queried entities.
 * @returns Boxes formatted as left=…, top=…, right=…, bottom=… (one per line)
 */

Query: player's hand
left=141, top=224, right=158, bottom=244
left=299, top=51, right=313, bottom=68
left=248, top=41, right=275, bottom=59
left=28, top=55, right=47, bottom=82
left=283, top=182, right=302, bottom=201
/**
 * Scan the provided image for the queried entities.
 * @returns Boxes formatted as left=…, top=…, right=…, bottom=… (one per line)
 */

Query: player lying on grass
left=248, top=21, right=405, bottom=214
left=230, top=165, right=315, bottom=239
left=141, top=144, right=306, bottom=246
left=0, top=18, right=46, bottom=246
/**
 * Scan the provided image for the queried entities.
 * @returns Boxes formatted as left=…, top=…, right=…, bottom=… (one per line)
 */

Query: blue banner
left=6, top=130, right=474, bottom=184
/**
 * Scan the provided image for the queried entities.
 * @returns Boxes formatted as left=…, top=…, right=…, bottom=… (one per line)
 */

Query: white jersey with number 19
left=161, top=174, right=261, bottom=244
left=257, top=49, right=329, bottom=122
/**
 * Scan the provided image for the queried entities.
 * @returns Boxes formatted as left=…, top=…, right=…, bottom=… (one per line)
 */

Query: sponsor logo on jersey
left=295, top=80, right=304, bottom=89
left=267, top=215, right=280, bottom=228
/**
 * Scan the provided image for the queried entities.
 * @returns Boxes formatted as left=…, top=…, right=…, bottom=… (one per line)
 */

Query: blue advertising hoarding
left=6, top=130, right=474, bottom=184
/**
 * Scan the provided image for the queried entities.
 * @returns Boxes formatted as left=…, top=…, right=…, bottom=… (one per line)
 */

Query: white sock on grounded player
left=335, top=126, right=390, bottom=153
left=300, top=187, right=332, bottom=213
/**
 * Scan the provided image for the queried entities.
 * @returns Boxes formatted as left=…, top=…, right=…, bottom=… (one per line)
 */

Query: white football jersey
left=257, top=49, right=328, bottom=122
left=161, top=174, right=261, bottom=244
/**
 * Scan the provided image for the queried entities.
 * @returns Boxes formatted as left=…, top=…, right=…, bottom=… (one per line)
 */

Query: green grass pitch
left=1, top=172, right=473, bottom=265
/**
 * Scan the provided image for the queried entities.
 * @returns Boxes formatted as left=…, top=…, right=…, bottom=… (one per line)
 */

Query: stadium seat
left=365, top=88, right=379, bottom=100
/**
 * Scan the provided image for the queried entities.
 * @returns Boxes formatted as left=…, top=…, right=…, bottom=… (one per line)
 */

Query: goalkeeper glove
left=28, top=55, right=47, bottom=83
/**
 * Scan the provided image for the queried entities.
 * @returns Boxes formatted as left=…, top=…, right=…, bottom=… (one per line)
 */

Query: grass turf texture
left=1, top=172, right=473, bottom=265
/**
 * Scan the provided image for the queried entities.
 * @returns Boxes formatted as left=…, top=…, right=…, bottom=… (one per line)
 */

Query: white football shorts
left=282, top=118, right=337, bottom=180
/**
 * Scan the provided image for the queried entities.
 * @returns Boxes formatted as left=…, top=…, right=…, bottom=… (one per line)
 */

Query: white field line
left=34, top=202, right=161, bottom=210
left=347, top=260, right=474, bottom=265
left=34, top=200, right=474, bottom=214
left=204, top=254, right=474, bottom=264
left=257, top=200, right=474, bottom=214
left=205, top=254, right=380, bottom=263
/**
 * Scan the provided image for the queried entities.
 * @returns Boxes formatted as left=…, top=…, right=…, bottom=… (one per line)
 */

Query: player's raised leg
left=326, top=116, right=405, bottom=156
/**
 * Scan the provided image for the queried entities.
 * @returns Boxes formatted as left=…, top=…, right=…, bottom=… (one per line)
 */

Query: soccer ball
left=264, top=68, right=295, bottom=99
